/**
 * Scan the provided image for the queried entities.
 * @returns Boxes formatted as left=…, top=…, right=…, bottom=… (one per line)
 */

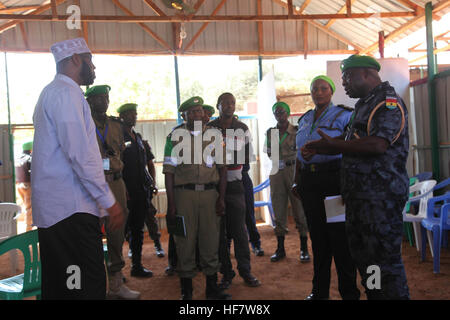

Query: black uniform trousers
left=298, top=167, right=360, bottom=300
left=127, top=196, right=150, bottom=267
left=242, top=169, right=261, bottom=249
left=38, top=213, right=106, bottom=300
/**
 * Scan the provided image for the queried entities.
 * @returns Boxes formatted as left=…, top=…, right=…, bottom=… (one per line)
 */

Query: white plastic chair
left=0, top=203, right=21, bottom=274
left=402, top=180, right=437, bottom=257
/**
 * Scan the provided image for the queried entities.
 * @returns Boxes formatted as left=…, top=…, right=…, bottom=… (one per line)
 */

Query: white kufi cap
left=50, top=38, right=91, bottom=63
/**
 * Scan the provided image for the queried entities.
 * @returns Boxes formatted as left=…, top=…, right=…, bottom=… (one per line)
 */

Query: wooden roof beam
left=50, top=0, right=58, bottom=19
left=142, top=0, right=166, bottom=16
left=111, top=0, right=172, bottom=52
left=182, top=0, right=228, bottom=52
left=325, top=0, right=357, bottom=28
left=0, top=11, right=419, bottom=22
left=18, top=22, right=30, bottom=51
left=272, top=0, right=363, bottom=52
left=0, top=6, right=41, bottom=13
left=0, top=0, right=67, bottom=34
left=361, top=0, right=450, bottom=55
left=257, top=0, right=263, bottom=54
left=298, top=0, right=311, bottom=14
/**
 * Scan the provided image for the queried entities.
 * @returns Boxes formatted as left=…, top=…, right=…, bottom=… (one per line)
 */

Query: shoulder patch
left=297, top=109, right=313, bottom=124
left=385, top=96, right=398, bottom=110
left=336, top=104, right=354, bottom=112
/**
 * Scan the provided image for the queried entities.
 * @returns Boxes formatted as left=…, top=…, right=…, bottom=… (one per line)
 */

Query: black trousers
left=242, top=170, right=261, bottom=249
left=38, top=213, right=106, bottom=300
left=298, top=168, right=360, bottom=300
left=127, top=197, right=149, bottom=267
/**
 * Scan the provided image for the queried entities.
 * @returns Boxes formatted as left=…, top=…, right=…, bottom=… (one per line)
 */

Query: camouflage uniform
left=342, top=81, right=410, bottom=300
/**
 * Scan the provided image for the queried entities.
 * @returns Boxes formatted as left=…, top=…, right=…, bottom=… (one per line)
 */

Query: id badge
left=279, top=160, right=286, bottom=170
left=103, top=158, right=110, bottom=171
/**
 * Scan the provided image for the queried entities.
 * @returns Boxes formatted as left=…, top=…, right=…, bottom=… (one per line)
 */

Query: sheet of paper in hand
left=324, top=195, right=346, bottom=223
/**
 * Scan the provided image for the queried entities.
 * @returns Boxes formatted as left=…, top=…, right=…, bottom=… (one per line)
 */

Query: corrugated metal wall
left=0, top=125, right=14, bottom=203
left=411, top=72, right=450, bottom=179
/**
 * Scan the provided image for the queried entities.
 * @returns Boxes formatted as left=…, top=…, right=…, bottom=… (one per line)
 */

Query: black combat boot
left=180, top=278, right=193, bottom=300
left=206, top=273, right=232, bottom=300
left=270, top=236, right=286, bottom=262
left=300, top=235, right=310, bottom=262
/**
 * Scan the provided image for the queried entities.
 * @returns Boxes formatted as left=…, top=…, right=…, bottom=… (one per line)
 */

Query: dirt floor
left=1, top=216, right=449, bottom=300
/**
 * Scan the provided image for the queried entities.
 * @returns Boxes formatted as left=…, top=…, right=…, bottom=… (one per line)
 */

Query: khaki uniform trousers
left=174, top=188, right=221, bottom=279
left=103, top=178, right=129, bottom=275
left=17, top=183, right=32, bottom=231
left=270, top=164, right=308, bottom=237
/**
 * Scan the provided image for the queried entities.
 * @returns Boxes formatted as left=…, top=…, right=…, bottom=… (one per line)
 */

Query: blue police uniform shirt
left=296, top=103, right=352, bottom=164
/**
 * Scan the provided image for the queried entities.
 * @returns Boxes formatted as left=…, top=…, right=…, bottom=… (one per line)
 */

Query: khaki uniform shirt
left=93, top=116, right=125, bottom=174
left=265, top=122, right=298, bottom=163
left=162, top=123, right=225, bottom=186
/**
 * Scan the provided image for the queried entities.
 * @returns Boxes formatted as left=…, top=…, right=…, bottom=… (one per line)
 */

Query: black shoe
left=300, top=250, right=310, bottom=263
left=218, top=271, right=236, bottom=290
left=131, top=265, right=153, bottom=278
left=242, top=274, right=261, bottom=287
left=165, top=265, right=175, bottom=276
left=155, top=247, right=165, bottom=258
left=180, top=278, right=193, bottom=300
left=305, top=293, right=329, bottom=300
left=253, top=246, right=265, bottom=257
left=206, top=274, right=232, bottom=300
left=270, top=249, right=286, bottom=262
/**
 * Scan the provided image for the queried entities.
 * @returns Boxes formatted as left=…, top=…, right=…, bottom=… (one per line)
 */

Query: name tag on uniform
left=279, top=160, right=286, bottom=170
left=124, top=141, right=132, bottom=148
left=103, top=158, right=110, bottom=171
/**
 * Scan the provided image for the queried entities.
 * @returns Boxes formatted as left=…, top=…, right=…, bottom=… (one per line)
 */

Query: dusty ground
left=0, top=216, right=449, bottom=300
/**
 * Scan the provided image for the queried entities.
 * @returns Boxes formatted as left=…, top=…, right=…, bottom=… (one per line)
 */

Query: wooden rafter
left=346, top=0, right=352, bottom=17
left=51, top=0, right=58, bottom=19
left=287, top=0, right=294, bottom=17
left=397, top=0, right=424, bottom=13
left=361, top=0, right=450, bottom=54
left=73, top=0, right=87, bottom=42
left=0, top=6, right=41, bottom=13
left=271, top=0, right=363, bottom=52
left=142, top=0, right=166, bottom=16
left=110, top=0, right=172, bottom=52
left=324, top=0, right=357, bottom=28
left=257, top=0, right=263, bottom=54
left=298, top=0, right=311, bottom=14
left=0, top=11, right=418, bottom=23
left=0, top=0, right=67, bottom=34
left=182, top=0, right=228, bottom=52
left=303, top=21, right=308, bottom=59
left=409, top=43, right=450, bottom=64
left=18, top=22, right=30, bottom=51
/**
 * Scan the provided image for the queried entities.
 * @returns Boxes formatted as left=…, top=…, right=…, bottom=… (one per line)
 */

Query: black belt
left=300, top=160, right=341, bottom=173
left=105, top=172, right=122, bottom=182
left=284, top=159, right=296, bottom=167
left=176, top=183, right=216, bottom=191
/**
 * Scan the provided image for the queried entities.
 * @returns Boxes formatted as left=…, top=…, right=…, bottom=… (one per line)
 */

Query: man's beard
left=80, top=60, right=95, bottom=86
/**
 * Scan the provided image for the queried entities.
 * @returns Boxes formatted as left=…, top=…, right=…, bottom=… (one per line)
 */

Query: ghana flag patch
left=386, top=96, right=398, bottom=110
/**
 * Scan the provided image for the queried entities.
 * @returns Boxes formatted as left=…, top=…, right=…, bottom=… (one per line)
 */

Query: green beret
left=272, top=101, right=290, bottom=116
left=117, top=103, right=138, bottom=114
left=311, top=75, right=336, bottom=94
left=340, top=55, right=381, bottom=72
left=22, top=141, right=33, bottom=151
left=202, top=104, right=215, bottom=116
left=84, top=85, right=111, bottom=98
left=179, top=96, right=204, bottom=113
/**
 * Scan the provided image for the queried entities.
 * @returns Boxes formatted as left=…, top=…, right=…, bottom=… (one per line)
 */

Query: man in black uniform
left=305, top=55, right=410, bottom=300
left=209, top=92, right=260, bottom=289
left=118, top=103, right=159, bottom=278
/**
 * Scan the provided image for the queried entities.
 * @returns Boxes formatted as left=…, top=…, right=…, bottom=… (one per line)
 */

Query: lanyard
left=279, top=131, right=288, bottom=145
left=309, top=105, right=330, bottom=135
left=96, top=124, right=109, bottom=146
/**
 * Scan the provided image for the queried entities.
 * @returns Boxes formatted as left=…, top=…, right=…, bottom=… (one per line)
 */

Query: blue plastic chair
left=0, top=230, right=41, bottom=300
left=253, top=179, right=275, bottom=227
left=420, top=179, right=450, bottom=273
left=413, top=172, right=433, bottom=182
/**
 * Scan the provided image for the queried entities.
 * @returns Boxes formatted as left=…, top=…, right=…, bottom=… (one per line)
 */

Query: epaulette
left=108, top=116, right=123, bottom=123
left=297, top=109, right=313, bottom=124
left=336, top=104, right=354, bottom=112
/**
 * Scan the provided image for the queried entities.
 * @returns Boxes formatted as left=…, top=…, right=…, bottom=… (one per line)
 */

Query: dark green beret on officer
left=340, top=55, right=381, bottom=72
left=22, top=141, right=33, bottom=151
left=178, top=96, right=204, bottom=113
left=117, top=103, right=138, bottom=114
left=85, top=85, right=111, bottom=98
left=202, top=104, right=215, bottom=116
left=272, top=101, right=291, bottom=116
